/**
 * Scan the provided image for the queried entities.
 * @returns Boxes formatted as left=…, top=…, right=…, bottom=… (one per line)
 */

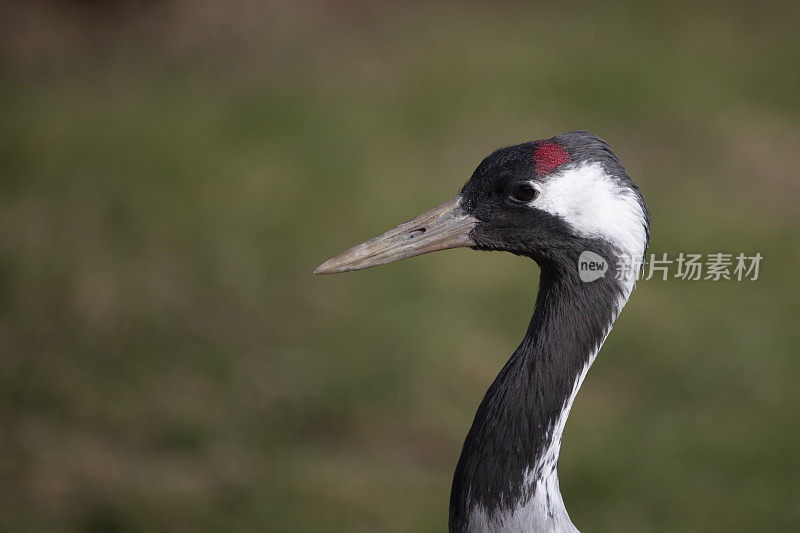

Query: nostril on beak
left=408, top=227, right=426, bottom=239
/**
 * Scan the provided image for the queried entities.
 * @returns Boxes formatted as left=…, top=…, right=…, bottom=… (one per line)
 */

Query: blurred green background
left=2, top=1, right=799, bottom=531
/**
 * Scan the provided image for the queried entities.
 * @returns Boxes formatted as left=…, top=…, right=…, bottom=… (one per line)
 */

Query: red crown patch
left=533, top=142, right=571, bottom=175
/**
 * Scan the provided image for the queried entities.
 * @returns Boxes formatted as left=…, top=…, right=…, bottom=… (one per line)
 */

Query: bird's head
left=314, top=131, right=650, bottom=279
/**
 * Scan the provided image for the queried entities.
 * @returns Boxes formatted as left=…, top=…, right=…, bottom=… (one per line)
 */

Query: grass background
left=1, top=1, right=799, bottom=531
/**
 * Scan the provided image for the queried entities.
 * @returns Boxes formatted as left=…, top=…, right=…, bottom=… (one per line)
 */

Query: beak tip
left=313, top=259, right=341, bottom=275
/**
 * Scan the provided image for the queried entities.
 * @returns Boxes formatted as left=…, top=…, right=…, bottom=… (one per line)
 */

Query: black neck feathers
left=448, top=245, right=626, bottom=532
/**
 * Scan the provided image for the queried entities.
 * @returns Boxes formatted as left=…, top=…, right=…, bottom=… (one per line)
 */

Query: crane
left=315, top=131, right=650, bottom=532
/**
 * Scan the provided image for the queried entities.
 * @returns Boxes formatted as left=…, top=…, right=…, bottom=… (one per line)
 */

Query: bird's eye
left=511, top=184, right=538, bottom=203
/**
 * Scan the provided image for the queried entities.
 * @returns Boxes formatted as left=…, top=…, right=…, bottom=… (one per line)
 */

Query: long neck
left=449, top=260, right=632, bottom=533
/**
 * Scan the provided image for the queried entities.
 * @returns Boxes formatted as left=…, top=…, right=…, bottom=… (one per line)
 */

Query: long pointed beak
left=314, top=196, right=478, bottom=275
